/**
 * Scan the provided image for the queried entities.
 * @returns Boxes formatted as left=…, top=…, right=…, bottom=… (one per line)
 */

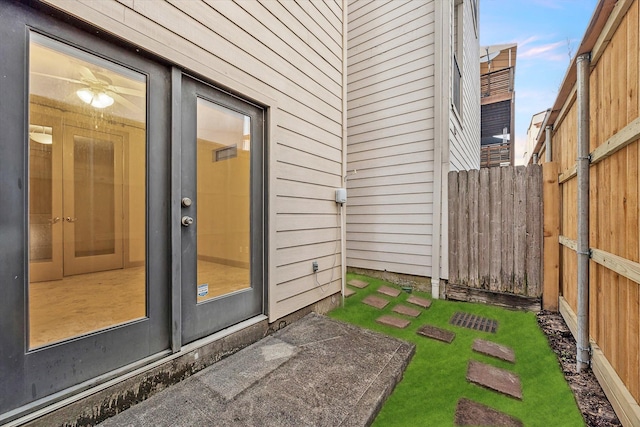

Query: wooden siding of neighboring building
left=41, top=0, right=345, bottom=321
left=346, top=0, right=436, bottom=277
left=449, top=0, right=481, bottom=172
left=555, top=0, right=640, bottom=407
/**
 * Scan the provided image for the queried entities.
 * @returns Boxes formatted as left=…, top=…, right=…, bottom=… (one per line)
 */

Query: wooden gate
left=447, top=165, right=543, bottom=310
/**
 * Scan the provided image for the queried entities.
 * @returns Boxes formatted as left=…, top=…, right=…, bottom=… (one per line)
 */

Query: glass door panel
left=196, top=99, right=251, bottom=302
left=28, top=33, right=147, bottom=348
left=180, top=75, right=264, bottom=345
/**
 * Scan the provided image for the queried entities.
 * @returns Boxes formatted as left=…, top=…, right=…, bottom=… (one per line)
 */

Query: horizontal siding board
left=258, top=0, right=341, bottom=70
left=348, top=87, right=434, bottom=123
left=348, top=0, right=427, bottom=44
left=347, top=214, right=432, bottom=224
left=348, top=150, right=434, bottom=170
left=347, top=249, right=430, bottom=266
left=348, top=161, right=435, bottom=179
left=279, top=128, right=342, bottom=164
left=347, top=203, right=432, bottom=215
left=348, top=171, right=434, bottom=188
left=347, top=241, right=432, bottom=256
left=276, top=228, right=340, bottom=248
left=347, top=232, right=432, bottom=245
left=276, top=144, right=341, bottom=176
left=276, top=253, right=340, bottom=283
left=276, top=241, right=340, bottom=266
left=348, top=76, right=434, bottom=110
left=348, top=119, right=435, bottom=145
left=270, top=278, right=341, bottom=320
left=276, top=180, right=339, bottom=200
left=347, top=258, right=429, bottom=276
left=348, top=107, right=434, bottom=136
left=348, top=130, right=434, bottom=153
left=276, top=162, right=340, bottom=187
left=276, top=197, right=341, bottom=214
left=348, top=55, right=434, bottom=93
left=348, top=27, right=434, bottom=75
left=274, top=274, right=341, bottom=303
left=277, top=112, right=341, bottom=148
left=348, top=97, right=434, bottom=128
left=348, top=67, right=435, bottom=101
left=348, top=182, right=433, bottom=197
left=347, top=0, right=412, bottom=35
left=294, top=0, right=342, bottom=49
left=346, top=223, right=433, bottom=235
left=276, top=214, right=339, bottom=231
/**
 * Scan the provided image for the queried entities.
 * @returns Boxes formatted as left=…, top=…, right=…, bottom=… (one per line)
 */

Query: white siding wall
left=346, top=0, right=436, bottom=277
left=42, top=0, right=345, bottom=321
left=449, top=0, right=481, bottom=171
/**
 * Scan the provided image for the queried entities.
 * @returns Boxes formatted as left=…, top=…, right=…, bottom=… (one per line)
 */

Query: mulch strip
left=466, top=360, right=523, bottom=400
left=406, top=295, right=432, bottom=309
left=376, top=315, right=410, bottom=329
left=454, top=398, right=523, bottom=427
left=377, top=285, right=401, bottom=297
left=392, top=305, right=421, bottom=318
left=361, top=295, right=389, bottom=309
left=348, top=279, right=369, bottom=289
left=472, top=338, right=516, bottom=363
left=416, top=324, right=455, bottom=343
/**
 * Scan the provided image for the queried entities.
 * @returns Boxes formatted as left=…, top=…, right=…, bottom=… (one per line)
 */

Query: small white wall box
left=335, top=188, right=347, bottom=204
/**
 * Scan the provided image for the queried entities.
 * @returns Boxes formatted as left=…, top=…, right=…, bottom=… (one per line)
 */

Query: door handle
left=49, top=217, right=61, bottom=224
left=65, top=217, right=78, bottom=223
left=181, top=216, right=194, bottom=227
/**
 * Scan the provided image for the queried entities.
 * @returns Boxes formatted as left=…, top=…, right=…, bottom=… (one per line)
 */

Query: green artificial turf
left=329, top=273, right=585, bottom=427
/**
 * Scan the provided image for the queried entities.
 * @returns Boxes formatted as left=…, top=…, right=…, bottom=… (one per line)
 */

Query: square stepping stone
left=376, top=315, right=410, bottom=329
left=348, top=279, right=369, bottom=289
left=454, top=398, right=523, bottom=427
left=450, top=312, right=498, bottom=333
left=473, top=339, right=516, bottom=363
left=466, top=360, right=522, bottom=400
left=362, top=295, right=389, bottom=309
left=416, top=324, right=455, bottom=343
left=377, top=285, right=401, bottom=297
left=392, top=304, right=421, bottom=318
left=344, top=288, right=356, bottom=298
left=406, top=295, right=432, bottom=309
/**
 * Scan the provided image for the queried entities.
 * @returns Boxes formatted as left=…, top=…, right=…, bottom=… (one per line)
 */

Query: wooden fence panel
left=448, top=165, right=543, bottom=306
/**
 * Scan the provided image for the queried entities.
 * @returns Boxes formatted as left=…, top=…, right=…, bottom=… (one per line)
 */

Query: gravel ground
left=537, top=311, right=622, bottom=427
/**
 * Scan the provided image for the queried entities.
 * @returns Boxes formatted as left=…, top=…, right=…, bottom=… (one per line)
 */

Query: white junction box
left=335, top=188, right=347, bottom=204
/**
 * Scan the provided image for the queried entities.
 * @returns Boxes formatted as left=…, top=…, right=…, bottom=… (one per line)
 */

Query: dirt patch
left=537, top=311, right=622, bottom=427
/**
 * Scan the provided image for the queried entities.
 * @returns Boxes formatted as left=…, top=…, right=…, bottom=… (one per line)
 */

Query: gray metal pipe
left=576, top=52, right=591, bottom=372
left=545, top=126, right=553, bottom=162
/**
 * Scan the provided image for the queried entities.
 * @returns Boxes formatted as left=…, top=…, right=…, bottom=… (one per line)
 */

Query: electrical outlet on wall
left=312, top=261, right=318, bottom=272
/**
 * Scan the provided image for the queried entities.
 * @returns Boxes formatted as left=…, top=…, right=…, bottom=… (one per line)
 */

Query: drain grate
left=449, top=312, right=498, bottom=333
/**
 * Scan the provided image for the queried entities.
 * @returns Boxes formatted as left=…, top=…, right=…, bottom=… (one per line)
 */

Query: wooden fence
left=447, top=165, right=543, bottom=310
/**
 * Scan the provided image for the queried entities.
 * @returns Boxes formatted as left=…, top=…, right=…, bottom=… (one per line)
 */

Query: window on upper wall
left=453, top=0, right=464, bottom=117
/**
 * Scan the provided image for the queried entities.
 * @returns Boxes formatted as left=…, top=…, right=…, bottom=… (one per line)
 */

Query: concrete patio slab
left=99, top=313, right=415, bottom=427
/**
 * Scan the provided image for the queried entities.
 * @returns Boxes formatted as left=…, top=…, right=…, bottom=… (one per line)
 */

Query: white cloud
left=519, top=40, right=567, bottom=61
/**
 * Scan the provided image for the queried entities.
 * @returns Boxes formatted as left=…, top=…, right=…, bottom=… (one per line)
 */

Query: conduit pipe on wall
left=576, top=52, right=591, bottom=372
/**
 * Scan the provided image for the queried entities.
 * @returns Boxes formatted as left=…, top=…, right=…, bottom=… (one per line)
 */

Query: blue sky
left=480, top=0, right=598, bottom=164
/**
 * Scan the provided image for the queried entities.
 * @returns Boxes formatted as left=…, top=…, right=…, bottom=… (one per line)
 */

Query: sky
left=479, top=0, right=599, bottom=164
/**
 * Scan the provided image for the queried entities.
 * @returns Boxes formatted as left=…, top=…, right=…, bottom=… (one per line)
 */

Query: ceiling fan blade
left=110, top=85, right=145, bottom=97
left=78, top=65, right=98, bottom=82
left=110, top=92, right=143, bottom=114
left=30, top=71, right=84, bottom=85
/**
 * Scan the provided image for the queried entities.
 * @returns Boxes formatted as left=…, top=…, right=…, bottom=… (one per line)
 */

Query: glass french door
left=180, top=75, right=264, bottom=344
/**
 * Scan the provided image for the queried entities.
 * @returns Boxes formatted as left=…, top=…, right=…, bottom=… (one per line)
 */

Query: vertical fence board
left=448, top=171, right=459, bottom=286
left=513, top=166, right=527, bottom=295
left=501, top=166, right=515, bottom=292
left=489, top=167, right=502, bottom=292
left=478, top=168, right=490, bottom=288
left=526, top=165, right=543, bottom=296
left=543, top=162, right=560, bottom=311
left=468, top=170, right=479, bottom=288
left=458, top=171, right=469, bottom=286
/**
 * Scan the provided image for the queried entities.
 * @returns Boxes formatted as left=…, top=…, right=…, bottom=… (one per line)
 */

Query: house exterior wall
left=345, top=0, right=479, bottom=281
left=346, top=0, right=437, bottom=278
left=449, top=0, right=481, bottom=172
left=38, top=0, right=345, bottom=321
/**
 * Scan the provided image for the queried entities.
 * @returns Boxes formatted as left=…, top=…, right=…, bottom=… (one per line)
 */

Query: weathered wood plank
left=489, top=167, right=502, bottom=292
left=448, top=171, right=459, bottom=285
left=500, top=166, right=514, bottom=292
left=445, top=283, right=541, bottom=312
left=513, top=166, right=527, bottom=295
left=542, top=162, right=560, bottom=311
left=526, top=165, right=543, bottom=297
left=478, top=168, right=491, bottom=289
left=458, top=171, right=469, bottom=286
left=468, top=170, right=479, bottom=288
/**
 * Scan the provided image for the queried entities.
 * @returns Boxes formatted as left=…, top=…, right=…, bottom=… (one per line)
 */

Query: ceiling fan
left=32, top=65, right=144, bottom=112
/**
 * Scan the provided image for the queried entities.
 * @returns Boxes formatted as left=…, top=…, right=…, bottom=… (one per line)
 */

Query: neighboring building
left=523, top=109, right=550, bottom=165
left=479, top=43, right=517, bottom=167
left=345, top=0, right=481, bottom=298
